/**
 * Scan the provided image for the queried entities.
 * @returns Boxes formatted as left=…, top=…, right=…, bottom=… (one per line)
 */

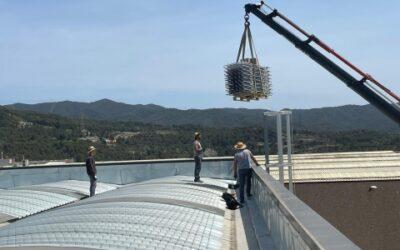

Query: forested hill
left=1, top=106, right=399, bottom=162
left=7, top=99, right=399, bottom=132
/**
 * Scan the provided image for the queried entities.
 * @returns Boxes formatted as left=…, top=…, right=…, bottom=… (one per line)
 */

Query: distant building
left=0, top=158, right=13, bottom=168
left=17, top=121, right=33, bottom=128
left=22, top=159, right=29, bottom=167
left=105, top=138, right=117, bottom=145
left=78, top=136, right=100, bottom=143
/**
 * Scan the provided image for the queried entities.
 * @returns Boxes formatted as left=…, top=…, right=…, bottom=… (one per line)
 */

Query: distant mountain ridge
left=6, top=99, right=399, bottom=132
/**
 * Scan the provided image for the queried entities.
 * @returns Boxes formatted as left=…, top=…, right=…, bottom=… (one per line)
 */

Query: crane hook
left=244, top=13, right=250, bottom=26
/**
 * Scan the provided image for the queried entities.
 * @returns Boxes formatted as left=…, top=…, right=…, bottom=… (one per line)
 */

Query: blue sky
left=0, top=0, right=399, bottom=110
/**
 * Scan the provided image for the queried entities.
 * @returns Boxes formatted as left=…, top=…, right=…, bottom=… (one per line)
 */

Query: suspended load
left=225, top=16, right=271, bottom=101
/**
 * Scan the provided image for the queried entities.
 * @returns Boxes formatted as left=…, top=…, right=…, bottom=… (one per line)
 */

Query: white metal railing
left=252, top=166, right=360, bottom=250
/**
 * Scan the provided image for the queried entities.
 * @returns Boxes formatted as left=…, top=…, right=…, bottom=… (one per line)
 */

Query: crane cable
left=236, top=15, right=259, bottom=63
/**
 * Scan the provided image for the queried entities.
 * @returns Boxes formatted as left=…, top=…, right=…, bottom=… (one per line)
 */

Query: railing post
left=276, top=113, right=284, bottom=184
left=264, top=114, right=270, bottom=173
left=286, top=112, right=293, bottom=193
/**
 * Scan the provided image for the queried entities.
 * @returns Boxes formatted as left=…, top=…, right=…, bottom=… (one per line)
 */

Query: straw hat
left=234, top=141, right=246, bottom=150
left=88, top=146, right=96, bottom=153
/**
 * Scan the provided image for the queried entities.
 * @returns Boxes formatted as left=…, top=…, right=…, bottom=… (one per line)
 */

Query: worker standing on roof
left=233, top=141, right=260, bottom=206
left=193, top=132, right=203, bottom=182
left=85, top=146, right=97, bottom=196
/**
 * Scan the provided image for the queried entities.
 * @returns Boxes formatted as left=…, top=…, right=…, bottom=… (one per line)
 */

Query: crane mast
left=245, top=3, right=400, bottom=125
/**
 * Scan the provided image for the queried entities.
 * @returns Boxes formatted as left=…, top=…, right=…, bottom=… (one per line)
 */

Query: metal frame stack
left=225, top=19, right=271, bottom=101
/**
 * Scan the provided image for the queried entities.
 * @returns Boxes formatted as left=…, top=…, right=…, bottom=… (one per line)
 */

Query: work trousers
left=89, top=175, right=97, bottom=197
left=194, top=156, right=202, bottom=181
left=238, top=168, right=252, bottom=203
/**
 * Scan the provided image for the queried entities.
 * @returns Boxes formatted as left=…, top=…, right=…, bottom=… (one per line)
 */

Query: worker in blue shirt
left=233, top=141, right=260, bottom=205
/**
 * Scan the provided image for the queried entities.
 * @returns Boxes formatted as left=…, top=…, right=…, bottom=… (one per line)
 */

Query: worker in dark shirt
left=193, top=132, right=203, bottom=182
left=85, top=146, right=97, bottom=197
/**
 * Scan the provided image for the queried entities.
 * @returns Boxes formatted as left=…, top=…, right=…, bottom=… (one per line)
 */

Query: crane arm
left=245, top=3, right=400, bottom=125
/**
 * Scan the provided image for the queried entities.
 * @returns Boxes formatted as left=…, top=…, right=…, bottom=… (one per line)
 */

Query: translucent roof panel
left=0, top=181, right=117, bottom=222
left=0, top=190, right=76, bottom=218
left=17, top=180, right=118, bottom=196
left=0, top=176, right=229, bottom=250
left=135, top=176, right=231, bottom=190
left=39, top=180, right=117, bottom=194
left=81, top=181, right=226, bottom=213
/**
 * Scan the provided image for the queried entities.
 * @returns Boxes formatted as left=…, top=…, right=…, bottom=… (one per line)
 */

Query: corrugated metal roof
left=256, top=151, right=400, bottom=183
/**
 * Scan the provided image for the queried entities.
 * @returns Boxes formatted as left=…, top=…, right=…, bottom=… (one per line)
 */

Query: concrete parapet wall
left=0, top=158, right=234, bottom=189
left=251, top=166, right=360, bottom=250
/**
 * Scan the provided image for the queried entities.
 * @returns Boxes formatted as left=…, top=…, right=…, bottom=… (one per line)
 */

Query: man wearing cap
left=85, top=146, right=97, bottom=197
left=233, top=141, right=260, bottom=205
left=193, top=132, right=203, bottom=182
